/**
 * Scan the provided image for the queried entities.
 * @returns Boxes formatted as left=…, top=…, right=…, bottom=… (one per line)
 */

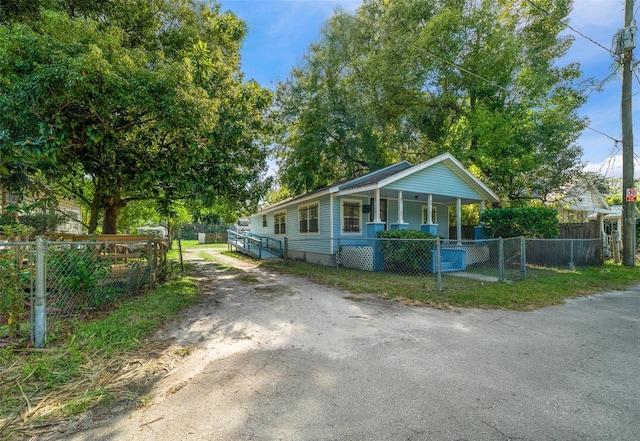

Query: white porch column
left=598, top=214, right=605, bottom=238
left=480, top=200, right=486, bottom=216
left=397, top=190, right=404, bottom=224
left=427, top=194, right=433, bottom=224
left=374, top=188, right=381, bottom=223
left=456, top=198, right=462, bottom=243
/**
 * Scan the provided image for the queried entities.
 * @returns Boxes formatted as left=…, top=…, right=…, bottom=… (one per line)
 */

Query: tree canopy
left=0, top=0, right=273, bottom=233
left=273, top=0, right=588, bottom=203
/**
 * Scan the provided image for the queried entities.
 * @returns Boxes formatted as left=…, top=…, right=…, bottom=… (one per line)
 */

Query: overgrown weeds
left=0, top=275, right=201, bottom=440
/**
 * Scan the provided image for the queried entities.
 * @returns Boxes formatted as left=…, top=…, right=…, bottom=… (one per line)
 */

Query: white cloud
left=584, top=154, right=640, bottom=178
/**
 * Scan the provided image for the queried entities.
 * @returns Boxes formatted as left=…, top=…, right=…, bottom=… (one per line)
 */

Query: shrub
left=480, top=207, right=559, bottom=238
left=0, top=225, right=35, bottom=340
left=46, top=245, right=113, bottom=310
left=377, top=229, right=440, bottom=273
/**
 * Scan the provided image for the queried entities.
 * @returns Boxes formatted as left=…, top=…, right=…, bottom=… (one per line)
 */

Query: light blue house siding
left=250, top=195, right=336, bottom=263
left=245, top=153, right=500, bottom=268
left=385, top=162, right=484, bottom=200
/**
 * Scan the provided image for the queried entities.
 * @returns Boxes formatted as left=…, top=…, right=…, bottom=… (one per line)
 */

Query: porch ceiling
left=376, top=188, right=484, bottom=205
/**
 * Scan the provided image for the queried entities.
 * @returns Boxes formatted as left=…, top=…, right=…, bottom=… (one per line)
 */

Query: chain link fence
left=0, top=238, right=166, bottom=348
left=281, top=236, right=604, bottom=291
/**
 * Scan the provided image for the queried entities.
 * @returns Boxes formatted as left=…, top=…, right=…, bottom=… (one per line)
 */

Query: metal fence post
left=336, top=238, right=340, bottom=270
left=33, top=237, right=47, bottom=348
left=436, top=237, right=443, bottom=292
left=284, top=236, right=289, bottom=265
left=520, top=237, right=527, bottom=280
left=498, top=237, right=505, bottom=282
left=569, top=240, right=575, bottom=270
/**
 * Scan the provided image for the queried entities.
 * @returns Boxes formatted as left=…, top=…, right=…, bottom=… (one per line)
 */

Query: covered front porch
left=364, top=187, right=490, bottom=242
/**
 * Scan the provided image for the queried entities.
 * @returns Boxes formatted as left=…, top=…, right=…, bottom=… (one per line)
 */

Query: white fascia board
left=256, top=189, right=331, bottom=214
left=335, top=184, right=380, bottom=197
left=375, top=153, right=500, bottom=203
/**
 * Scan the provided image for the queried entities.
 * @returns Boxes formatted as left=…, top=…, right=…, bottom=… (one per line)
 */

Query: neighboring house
left=554, top=178, right=613, bottom=237
left=598, top=205, right=640, bottom=235
left=248, top=153, right=499, bottom=268
left=1, top=188, right=83, bottom=234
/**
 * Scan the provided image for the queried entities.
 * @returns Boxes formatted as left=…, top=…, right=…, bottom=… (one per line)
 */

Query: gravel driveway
left=63, top=248, right=640, bottom=441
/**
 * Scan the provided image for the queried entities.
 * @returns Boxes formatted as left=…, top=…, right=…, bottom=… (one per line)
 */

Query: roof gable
left=257, top=153, right=499, bottom=213
left=559, top=178, right=611, bottom=214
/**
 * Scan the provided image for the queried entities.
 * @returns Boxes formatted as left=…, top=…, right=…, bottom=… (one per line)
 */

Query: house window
left=369, top=198, right=387, bottom=224
left=422, top=206, right=437, bottom=224
left=299, top=203, right=319, bottom=233
left=274, top=211, right=286, bottom=235
left=262, top=215, right=267, bottom=228
left=342, top=201, right=361, bottom=233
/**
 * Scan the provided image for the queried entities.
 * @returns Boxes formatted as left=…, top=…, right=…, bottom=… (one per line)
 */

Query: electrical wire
left=524, top=0, right=616, bottom=56
left=344, top=14, right=512, bottom=95
left=585, top=67, right=620, bottom=100
left=343, top=6, right=622, bottom=144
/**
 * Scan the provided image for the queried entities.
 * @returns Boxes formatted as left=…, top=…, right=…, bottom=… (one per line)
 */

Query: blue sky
left=220, top=0, right=638, bottom=178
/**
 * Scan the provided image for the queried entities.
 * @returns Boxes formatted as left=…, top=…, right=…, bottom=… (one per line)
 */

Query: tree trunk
left=102, top=196, right=126, bottom=234
left=88, top=193, right=102, bottom=234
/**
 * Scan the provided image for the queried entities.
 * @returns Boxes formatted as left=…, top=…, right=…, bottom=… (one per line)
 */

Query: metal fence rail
left=280, top=236, right=604, bottom=290
left=0, top=238, right=165, bottom=348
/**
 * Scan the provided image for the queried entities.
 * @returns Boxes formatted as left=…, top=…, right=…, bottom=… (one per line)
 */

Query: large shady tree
left=0, top=0, right=272, bottom=233
left=274, top=0, right=588, bottom=203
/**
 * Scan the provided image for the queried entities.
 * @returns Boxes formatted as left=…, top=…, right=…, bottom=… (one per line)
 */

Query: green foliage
left=0, top=212, right=61, bottom=237
left=0, top=225, right=34, bottom=339
left=274, top=0, right=586, bottom=201
left=480, top=207, right=560, bottom=238
left=0, top=275, right=201, bottom=432
left=377, top=229, right=439, bottom=273
left=0, top=0, right=274, bottom=234
left=46, top=245, right=113, bottom=309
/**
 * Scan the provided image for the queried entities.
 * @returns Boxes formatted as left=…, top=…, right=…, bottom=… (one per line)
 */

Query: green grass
left=166, top=240, right=226, bottom=260
left=259, top=257, right=640, bottom=310
left=0, top=276, right=202, bottom=437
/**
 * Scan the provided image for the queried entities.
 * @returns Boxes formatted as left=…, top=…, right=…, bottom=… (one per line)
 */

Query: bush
left=46, top=245, right=113, bottom=310
left=0, top=212, right=61, bottom=237
left=0, top=225, right=35, bottom=340
left=377, top=229, right=440, bottom=273
left=480, top=207, right=559, bottom=238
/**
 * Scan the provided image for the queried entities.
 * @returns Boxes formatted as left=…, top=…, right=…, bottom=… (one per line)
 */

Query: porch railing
left=227, top=230, right=283, bottom=259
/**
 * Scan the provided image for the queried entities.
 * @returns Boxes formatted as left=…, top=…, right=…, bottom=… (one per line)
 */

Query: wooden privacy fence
left=559, top=221, right=600, bottom=239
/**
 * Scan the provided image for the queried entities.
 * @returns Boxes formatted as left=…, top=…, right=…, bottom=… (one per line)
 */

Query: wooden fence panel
left=559, top=222, right=599, bottom=239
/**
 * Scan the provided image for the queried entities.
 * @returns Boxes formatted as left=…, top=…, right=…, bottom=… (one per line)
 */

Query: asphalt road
left=63, top=251, right=640, bottom=441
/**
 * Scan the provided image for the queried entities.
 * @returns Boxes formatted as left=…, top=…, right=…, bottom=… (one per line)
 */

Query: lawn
left=256, top=256, right=640, bottom=310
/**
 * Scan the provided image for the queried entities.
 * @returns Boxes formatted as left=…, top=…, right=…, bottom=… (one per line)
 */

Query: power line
left=585, top=67, right=620, bottom=99
left=343, top=14, right=511, bottom=95
left=344, top=8, right=622, bottom=144
left=586, top=125, right=621, bottom=143
left=524, top=0, right=615, bottom=56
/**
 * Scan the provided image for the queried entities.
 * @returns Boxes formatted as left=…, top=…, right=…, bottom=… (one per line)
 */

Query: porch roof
left=257, top=153, right=499, bottom=214
left=332, top=153, right=499, bottom=205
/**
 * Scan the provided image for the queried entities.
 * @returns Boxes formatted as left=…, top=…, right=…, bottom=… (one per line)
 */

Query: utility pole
left=621, top=0, right=636, bottom=266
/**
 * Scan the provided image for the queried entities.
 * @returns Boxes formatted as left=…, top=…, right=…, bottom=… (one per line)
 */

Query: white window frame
left=422, top=205, right=438, bottom=225
left=299, top=203, right=319, bottom=234
left=341, top=199, right=362, bottom=234
left=273, top=210, right=287, bottom=235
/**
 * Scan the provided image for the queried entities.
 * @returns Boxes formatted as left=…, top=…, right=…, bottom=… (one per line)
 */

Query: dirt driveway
left=62, top=247, right=640, bottom=441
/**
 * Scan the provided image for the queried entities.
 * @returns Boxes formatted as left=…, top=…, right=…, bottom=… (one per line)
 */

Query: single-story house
left=247, top=153, right=500, bottom=269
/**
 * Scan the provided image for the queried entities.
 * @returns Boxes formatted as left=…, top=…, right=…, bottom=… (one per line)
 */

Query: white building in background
left=1, top=188, right=83, bottom=234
